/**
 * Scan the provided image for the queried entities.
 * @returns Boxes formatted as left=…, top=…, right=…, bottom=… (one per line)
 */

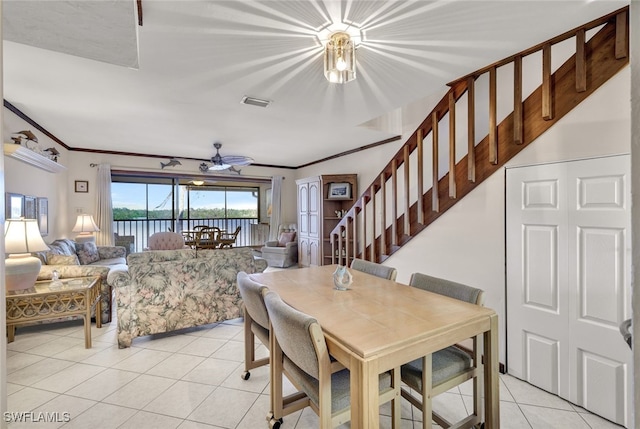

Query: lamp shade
left=72, top=214, right=100, bottom=233
left=5, top=218, right=49, bottom=254
left=324, top=31, right=356, bottom=84
left=4, top=218, right=49, bottom=292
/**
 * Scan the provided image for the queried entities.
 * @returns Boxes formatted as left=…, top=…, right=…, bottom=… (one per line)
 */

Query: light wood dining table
left=251, top=265, right=500, bottom=429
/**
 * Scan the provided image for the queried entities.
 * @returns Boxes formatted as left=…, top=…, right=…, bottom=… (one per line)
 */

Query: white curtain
left=268, top=176, right=283, bottom=241
left=95, top=163, right=114, bottom=246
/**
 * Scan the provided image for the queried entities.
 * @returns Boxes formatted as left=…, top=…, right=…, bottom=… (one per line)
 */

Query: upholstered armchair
left=260, top=224, right=298, bottom=268
left=146, top=231, right=189, bottom=250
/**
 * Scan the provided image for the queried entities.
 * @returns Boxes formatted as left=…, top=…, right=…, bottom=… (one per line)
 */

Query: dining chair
left=401, top=272, right=485, bottom=429
left=263, top=290, right=401, bottom=429
left=218, top=226, right=241, bottom=248
left=238, top=274, right=352, bottom=425
left=349, top=258, right=398, bottom=281
left=195, top=226, right=221, bottom=249
left=237, top=271, right=270, bottom=381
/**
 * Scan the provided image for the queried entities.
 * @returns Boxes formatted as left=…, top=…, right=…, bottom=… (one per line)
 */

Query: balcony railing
left=113, top=218, right=260, bottom=253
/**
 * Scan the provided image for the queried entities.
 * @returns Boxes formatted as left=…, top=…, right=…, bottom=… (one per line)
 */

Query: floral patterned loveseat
left=112, top=247, right=268, bottom=348
left=34, top=238, right=128, bottom=324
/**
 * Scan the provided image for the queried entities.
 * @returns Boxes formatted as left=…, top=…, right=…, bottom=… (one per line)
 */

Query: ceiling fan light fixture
left=324, top=31, right=356, bottom=84
left=208, top=162, right=232, bottom=171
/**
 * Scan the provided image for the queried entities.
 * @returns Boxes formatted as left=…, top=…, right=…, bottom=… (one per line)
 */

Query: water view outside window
left=112, top=180, right=258, bottom=251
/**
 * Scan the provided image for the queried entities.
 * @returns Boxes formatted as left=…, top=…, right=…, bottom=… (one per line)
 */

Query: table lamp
left=5, top=218, right=50, bottom=292
left=72, top=214, right=100, bottom=243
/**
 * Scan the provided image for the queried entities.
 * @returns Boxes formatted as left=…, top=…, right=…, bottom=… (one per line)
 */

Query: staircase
left=330, top=7, right=629, bottom=264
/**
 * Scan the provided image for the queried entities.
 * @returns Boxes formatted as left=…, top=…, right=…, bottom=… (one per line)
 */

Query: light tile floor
left=5, top=309, right=625, bottom=428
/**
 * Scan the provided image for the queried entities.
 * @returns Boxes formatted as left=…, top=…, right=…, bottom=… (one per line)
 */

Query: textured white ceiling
left=2, top=0, right=628, bottom=168
left=3, top=0, right=139, bottom=68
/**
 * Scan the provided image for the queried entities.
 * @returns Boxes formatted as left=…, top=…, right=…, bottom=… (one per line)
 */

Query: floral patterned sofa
left=34, top=238, right=128, bottom=323
left=112, top=247, right=268, bottom=348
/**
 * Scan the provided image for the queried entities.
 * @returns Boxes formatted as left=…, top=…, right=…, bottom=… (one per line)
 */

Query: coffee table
left=6, top=276, right=102, bottom=348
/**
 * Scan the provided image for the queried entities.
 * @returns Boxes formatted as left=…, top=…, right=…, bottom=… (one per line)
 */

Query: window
left=112, top=175, right=261, bottom=251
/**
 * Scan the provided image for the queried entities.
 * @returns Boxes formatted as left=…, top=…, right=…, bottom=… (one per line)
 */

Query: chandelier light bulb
left=323, top=31, right=356, bottom=84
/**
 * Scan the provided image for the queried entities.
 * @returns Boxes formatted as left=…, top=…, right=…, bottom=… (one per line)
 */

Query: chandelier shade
left=324, top=31, right=356, bottom=84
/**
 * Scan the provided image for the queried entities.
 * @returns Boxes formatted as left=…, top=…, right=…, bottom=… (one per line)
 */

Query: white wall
left=296, top=139, right=405, bottom=196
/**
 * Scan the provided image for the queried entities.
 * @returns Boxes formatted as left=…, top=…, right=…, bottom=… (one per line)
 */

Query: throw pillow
left=76, top=241, right=100, bottom=265
left=46, top=254, right=80, bottom=265
left=278, top=231, right=296, bottom=247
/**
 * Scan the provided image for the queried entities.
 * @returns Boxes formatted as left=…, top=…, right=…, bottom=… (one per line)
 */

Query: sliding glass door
left=112, top=176, right=259, bottom=251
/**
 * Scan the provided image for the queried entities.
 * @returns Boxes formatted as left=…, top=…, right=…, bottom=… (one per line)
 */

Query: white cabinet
left=297, top=176, right=321, bottom=266
left=297, top=174, right=357, bottom=267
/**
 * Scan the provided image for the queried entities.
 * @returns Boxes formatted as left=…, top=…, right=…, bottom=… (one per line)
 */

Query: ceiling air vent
left=240, top=96, right=272, bottom=108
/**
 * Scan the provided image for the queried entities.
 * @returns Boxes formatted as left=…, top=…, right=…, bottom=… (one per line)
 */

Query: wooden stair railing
left=331, top=6, right=629, bottom=265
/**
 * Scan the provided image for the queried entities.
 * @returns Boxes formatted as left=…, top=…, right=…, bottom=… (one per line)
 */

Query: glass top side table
left=6, top=276, right=102, bottom=348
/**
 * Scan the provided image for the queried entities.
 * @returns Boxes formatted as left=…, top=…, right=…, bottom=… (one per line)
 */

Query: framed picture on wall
left=327, top=182, right=351, bottom=200
left=5, top=193, right=23, bottom=219
left=23, top=196, right=37, bottom=219
left=75, top=180, right=89, bottom=193
left=37, top=197, right=48, bottom=236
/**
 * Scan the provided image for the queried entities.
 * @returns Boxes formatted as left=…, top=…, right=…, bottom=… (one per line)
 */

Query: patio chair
left=219, top=226, right=241, bottom=248
left=194, top=226, right=222, bottom=249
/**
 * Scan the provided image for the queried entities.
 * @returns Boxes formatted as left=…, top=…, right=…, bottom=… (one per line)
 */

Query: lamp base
left=5, top=254, right=42, bottom=292
left=75, top=234, right=96, bottom=243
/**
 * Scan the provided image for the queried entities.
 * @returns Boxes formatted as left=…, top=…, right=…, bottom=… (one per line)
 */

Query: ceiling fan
left=199, top=142, right=253, bottom=172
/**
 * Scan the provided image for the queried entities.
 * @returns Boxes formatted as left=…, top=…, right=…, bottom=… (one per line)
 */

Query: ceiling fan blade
left=221, top=155, right=253, bottom=166
left=203, top=142, right=253, bottom=171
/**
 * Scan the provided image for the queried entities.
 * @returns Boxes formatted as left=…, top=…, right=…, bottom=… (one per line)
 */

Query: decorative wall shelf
left=4, top=144, right=66, bottom=173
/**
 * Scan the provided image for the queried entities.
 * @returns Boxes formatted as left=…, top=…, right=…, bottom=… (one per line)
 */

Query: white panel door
left=566, top=157, right=631, bottom=423
left=507, top=155, right=632, bottom=426
left=506, top=163, right=570, bottom=398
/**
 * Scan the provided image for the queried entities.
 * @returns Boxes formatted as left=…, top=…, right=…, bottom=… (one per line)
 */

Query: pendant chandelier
left=324, top=31, right=356, bottom=84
